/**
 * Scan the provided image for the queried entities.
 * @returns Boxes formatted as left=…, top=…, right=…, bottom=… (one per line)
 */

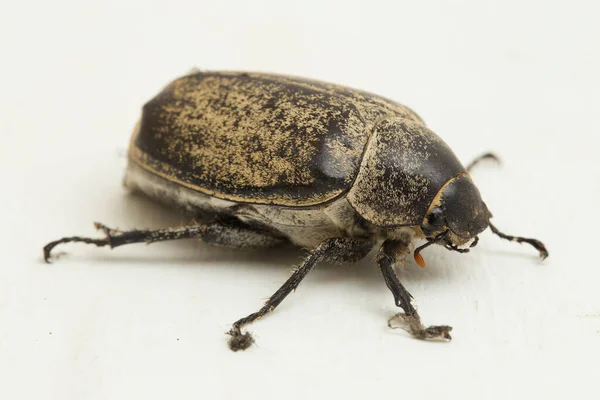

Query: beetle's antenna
left=413, top=231, right=448, bottom=268
left=444, top=243, right=470, bottom=253
left=488, top=222, right=549, bottom=260
left=466, top=152, right=501, bottom=173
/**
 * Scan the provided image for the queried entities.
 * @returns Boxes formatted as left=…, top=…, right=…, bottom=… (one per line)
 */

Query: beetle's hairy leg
left=42, top=223, right=205, bottom=262
left=42, top=220, right=286, bottom=263
left=377, top=241, right=415, bottom=314
left=377, top=239, right=452, bottom=341
left=489, top=222, right=549, bottom=260
left=227, top=237, right=374, bottom=352
left=466, top=152, right=501, bottom=173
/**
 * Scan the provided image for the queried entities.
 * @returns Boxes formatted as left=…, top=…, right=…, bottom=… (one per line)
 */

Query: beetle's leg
left=489, top=222, right=548, bottom=260
left=377, top=239, right=452, bottom=341
left=43, top=220, right=286, bottom=263
left=466, top=152, right=501, bottom=173
left=227, top=237, right=374, bottom=351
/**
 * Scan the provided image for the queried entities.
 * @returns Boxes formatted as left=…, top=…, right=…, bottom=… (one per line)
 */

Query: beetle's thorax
left=347, top=117, right=465, bottom=228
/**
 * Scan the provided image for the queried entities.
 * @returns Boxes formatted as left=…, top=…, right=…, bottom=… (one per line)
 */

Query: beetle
left=43, top=71, right=548, bottom=351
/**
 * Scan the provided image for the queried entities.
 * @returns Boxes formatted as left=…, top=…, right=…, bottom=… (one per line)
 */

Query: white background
left=1, top=1, right=599, bottom=399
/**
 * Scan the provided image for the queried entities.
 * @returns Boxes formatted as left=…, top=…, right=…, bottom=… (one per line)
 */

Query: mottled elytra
left=44, top=71, right=548, bottom=351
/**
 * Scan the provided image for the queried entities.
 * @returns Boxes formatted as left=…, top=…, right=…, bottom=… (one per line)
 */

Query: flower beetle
left=44, top=71, right=548, bottom=351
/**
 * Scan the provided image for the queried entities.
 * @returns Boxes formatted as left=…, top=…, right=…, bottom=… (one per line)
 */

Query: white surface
left=1, top=1, right=599, bottom=399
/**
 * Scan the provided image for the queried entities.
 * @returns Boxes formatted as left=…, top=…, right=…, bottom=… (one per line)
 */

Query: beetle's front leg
left=377, top=239, right=452, bottom=341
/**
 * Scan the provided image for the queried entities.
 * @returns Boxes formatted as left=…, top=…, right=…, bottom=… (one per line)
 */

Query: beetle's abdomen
left=130, top=71, right=423, bottom=206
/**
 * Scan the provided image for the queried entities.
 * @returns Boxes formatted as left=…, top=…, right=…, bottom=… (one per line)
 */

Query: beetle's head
left=414, top=174, right=490, bottom=266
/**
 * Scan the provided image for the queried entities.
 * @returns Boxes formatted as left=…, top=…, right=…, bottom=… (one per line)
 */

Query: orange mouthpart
left=414, top=252, right=426, bottom=268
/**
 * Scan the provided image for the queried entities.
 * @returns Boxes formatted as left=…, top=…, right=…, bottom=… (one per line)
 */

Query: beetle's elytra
left=44, top=71, right=548, bottom=351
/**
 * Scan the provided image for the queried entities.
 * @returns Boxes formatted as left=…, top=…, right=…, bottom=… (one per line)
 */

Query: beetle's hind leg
left=378, top=240, right=452, bottom=341
left=489, top=222, right=548, bottom=259
left=227, top=237, right=374, bottom=351
left=466, top=152, right=501, bottom=173
left=43, top=219, right=286, bottom=262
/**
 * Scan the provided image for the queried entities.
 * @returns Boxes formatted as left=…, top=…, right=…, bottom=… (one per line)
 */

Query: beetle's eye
left=427, top=207, right=444, bottom=228
left=422, top=207, right=445, bottom=236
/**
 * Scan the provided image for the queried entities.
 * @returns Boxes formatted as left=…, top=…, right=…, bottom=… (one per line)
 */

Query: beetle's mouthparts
left=444, top=242, right=470, bottom=254
left=414, top=231, right=478, bottom=268
left=413, top=251, right=427, bottom=268
left=413, top=231, right=448, bottom=268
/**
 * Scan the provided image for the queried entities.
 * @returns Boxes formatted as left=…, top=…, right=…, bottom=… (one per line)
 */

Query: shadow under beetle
left=44, top=71, right=548, bottom=351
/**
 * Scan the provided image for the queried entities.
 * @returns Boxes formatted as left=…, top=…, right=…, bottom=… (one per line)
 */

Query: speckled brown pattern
left=130, top=71, right=424, bottom=206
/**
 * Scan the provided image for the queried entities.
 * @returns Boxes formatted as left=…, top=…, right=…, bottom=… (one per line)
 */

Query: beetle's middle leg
left=227, top=237, right=375, bottom=351
left=377, top=239, right=452, bottom=341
